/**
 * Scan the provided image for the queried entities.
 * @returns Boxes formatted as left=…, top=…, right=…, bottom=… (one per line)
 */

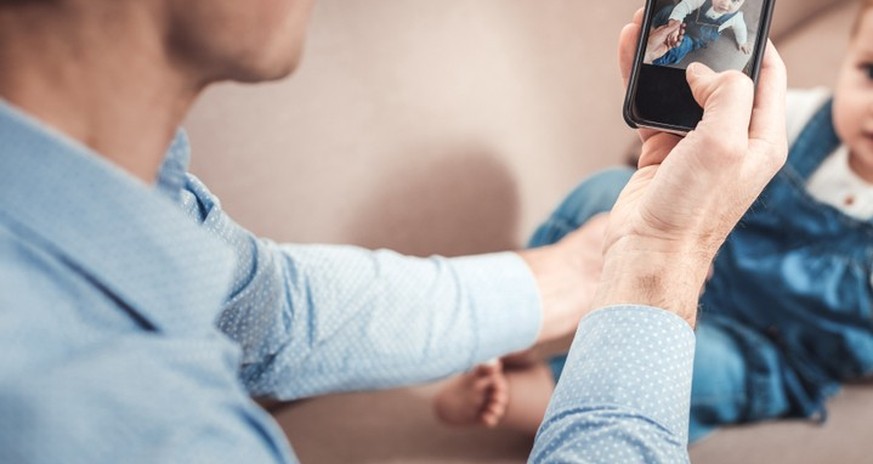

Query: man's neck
left=0, top=4, right=201, bottom=184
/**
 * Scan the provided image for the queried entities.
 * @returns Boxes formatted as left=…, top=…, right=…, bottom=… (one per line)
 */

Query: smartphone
left=623, top=0, right=776, bottom=134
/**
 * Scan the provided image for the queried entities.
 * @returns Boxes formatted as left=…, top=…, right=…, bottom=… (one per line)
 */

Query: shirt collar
left=0, top=101, right=235, bottom=333
left=156, top=129, right=192, bottom=203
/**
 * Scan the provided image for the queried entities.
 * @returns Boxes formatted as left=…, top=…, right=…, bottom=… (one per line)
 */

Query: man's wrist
left=592, top=237, right=714, bottom=327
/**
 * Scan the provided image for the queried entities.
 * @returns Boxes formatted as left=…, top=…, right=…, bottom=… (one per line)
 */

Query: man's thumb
left=685, top=62, right=717, bottom=108
left=684, top=62, right=754, bottom=142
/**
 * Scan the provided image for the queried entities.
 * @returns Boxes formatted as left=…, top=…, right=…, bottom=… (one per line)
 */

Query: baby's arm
left=668, top=0, right=706, bottom=22
left=730, top=14, right=751, bottom=52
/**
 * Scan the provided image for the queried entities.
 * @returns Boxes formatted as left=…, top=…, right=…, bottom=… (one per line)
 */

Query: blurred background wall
left=184, top=0, right=849, bottom=256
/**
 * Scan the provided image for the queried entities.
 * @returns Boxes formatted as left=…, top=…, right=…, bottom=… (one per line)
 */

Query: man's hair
left=854, top=0, right=873, bottom=36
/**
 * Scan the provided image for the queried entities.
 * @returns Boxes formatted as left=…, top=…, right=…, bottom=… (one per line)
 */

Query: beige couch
left=183, top=1, right=870, bottom=462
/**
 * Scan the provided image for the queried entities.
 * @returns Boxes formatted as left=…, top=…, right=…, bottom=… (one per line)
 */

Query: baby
left=653, top=0, right=752, bottom=66
left=435, top=0, right=873, bottom=443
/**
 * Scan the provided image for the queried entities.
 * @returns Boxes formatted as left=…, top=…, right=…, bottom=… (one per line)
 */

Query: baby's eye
left=863, top=64, right=873, bottom=80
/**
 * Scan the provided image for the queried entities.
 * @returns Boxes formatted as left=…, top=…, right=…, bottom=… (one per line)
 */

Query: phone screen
left=626, top=0, right=775, bottom=132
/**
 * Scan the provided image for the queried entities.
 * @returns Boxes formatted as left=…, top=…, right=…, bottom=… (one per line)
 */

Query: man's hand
left=667, top=23, right=686, bottom=49
left=594, top=9, right=788, bottom=326
left=740, top=41, right=753, bottom=54
left=644, top=20, right=684, bottom=64
left=518, top=214, right=609, bottom=344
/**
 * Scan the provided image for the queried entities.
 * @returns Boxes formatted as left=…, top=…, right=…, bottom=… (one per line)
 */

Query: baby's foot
left=433, top=361, right=509, bottom=428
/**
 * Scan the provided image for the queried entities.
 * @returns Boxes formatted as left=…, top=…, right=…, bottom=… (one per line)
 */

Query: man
left=0, top=2, right=786, bottom=463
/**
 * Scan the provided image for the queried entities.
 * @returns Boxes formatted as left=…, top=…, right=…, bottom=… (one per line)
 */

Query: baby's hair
left=853, top=0, right=873, bottom=36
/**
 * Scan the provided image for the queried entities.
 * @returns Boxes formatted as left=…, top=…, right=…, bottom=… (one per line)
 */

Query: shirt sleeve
left=529, top=305, right=696, bottom=464
left=669, top=0, right=703, bottom=22
left=724, top=13, right=748, bottom=46
left=180, top=175, right=543, bottom=400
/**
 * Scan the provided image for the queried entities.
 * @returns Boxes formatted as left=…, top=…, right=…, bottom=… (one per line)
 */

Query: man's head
left=0, top=0, right=318, bottom=182
left=711, top=0, right=745, bottom=15
left=833, top=0, right=873, bottom=178
left=0, top=0, right=317, bottom=86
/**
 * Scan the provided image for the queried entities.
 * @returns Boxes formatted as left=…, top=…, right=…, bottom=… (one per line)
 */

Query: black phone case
left=623, top=0, right=777, bottom=134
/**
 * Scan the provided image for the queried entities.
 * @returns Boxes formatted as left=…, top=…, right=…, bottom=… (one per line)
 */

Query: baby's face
left=834, top=10, right=873, bottom=178
left=712, top=0, right=745, bottom=15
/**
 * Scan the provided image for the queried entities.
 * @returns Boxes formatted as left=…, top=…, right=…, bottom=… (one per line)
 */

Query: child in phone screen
left=653, top=0, right=753, bottom=66
left=434, top=0, right=873, bottom=443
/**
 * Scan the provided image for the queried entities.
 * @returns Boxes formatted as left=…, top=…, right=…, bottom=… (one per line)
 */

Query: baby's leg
left=524, top=166, right=636, bottom=384
left=653, top=35, right=697, bottom=66
left=688, top=320, right=749, bottom=443
left=528, top=168, right=634, bottom=247
left=434, top=168, right=635, bottom=431
left=689, top=316, right=792, bottom=443
left=504, top=169, right=636, bottom=432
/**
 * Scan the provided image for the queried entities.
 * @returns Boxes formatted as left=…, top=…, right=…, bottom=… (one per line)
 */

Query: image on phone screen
left=625, top=0, right=774, bottom=133
left=645, top=0, right=765, bottom=73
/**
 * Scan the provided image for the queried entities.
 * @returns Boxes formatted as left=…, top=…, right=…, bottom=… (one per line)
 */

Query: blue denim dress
left=693, top=100, right=873, bottom=437
left=652, top=0, right=741, bottom=66
left=539, top=101, right=873, bottom=443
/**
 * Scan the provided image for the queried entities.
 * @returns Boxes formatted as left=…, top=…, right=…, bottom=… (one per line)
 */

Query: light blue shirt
left=0, top=101, right=695, bottom=463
